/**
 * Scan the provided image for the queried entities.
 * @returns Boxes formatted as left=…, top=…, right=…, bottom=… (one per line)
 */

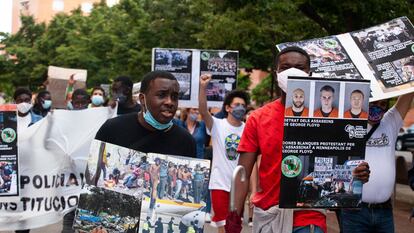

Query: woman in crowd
left=175, top=108, right=209, bottom=159
left=89, top=87, right=107, bottom=108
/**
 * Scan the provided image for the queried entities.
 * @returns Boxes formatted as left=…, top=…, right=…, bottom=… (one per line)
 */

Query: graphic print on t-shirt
left=366, top=133, right=389, bottom=147
left=225, top=133, right=241, bottom=161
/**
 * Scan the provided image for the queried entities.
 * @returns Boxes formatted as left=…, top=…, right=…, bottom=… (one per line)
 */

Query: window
left=81, top=2, right=93, bottom=13
left=52, top=0, right=64, bottom=11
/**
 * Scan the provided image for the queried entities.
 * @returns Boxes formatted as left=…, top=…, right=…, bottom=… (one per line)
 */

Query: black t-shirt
left=95, top=113, right=196, bottom=158
left=117, top=103, right=141, bottom=115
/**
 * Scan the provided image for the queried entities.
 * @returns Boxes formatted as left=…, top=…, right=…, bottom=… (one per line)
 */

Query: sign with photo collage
left=74, top=140, right=211, bottom=233
left=277, top=16, right=414, bottom=102
left=152, top=48, right=239, bottom=108
left=279, top=77, right=370, bottom=208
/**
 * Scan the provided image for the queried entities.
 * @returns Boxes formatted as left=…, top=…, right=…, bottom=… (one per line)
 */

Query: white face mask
left=276, top=67, right=309, bottom=92
left=17, top=102, right=33, bottom=114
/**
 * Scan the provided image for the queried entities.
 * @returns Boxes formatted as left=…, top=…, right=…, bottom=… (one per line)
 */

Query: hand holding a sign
left=352, top=161, right=370, bottom=183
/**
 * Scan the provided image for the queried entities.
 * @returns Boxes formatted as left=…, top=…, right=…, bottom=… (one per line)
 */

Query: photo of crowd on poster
left=153, top=49, right=193, bottom=101
left=351, top=17, right=414, bottom=53
left=278, top=37, right=362, bottom=80
left=296, top=157, right=363, bottom=208
left=393, top=55, right=414, bottom=83
left=200, top=50, right=238, bottom=102
left=139, top=153, right=210, bottom=233
left=74, top=185, right=141, bottom=233
left=0, top=161, right=17, bottom=195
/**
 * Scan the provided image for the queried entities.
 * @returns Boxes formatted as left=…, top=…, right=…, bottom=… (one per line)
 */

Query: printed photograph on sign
left=278, top=37, right=362, bottom=79
left=351, top=18, right=413, bottom=53
left=139, top=153, right=211, bottom=233
left=153, top=49, right=193, bottom=100
left=285, top=80, right=311, bottom=118
left=296, top=157, right=363, bottom=208
left=200, top=50, right=238, bottom=101
left=0, top=105, right=19, bottom=196
left=343, top=83, right=370, bottom=119
left=350, top=17, right=414, bottom=93
left=74, top=185, right=142, bottom=233
left=86, top=140, right=147, bottom=198
left=313, top=81, right=340, bottom=118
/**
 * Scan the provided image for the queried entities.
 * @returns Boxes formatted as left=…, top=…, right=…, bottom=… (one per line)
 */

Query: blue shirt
left=175, top=119, right=208, bottom=159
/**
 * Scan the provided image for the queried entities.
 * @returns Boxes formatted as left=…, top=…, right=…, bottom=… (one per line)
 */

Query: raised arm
left=198, top=74, right=214, bottom=131
left=395, top=92, right=414, bottom=119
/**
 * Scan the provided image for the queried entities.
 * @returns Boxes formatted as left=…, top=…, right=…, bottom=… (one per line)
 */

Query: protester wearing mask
left=13, top=88, right=41, bottom=233
left=175, top=108, right=209, bottom=159
left=109, top=76, right=141, bottom=115
left=13, top=88, right=42, bottom=133
left=95, top=71, right=196, bottom=157
left=198, top=74, right=250, bottom=233
left=89, top=87, right=107, bottom=108
left=227, top=47, right=370, bottom=233
left=67, top=89, right=90, bottom=110
left=340, top=93, right=414, bottom=233
left=32, top=90, right=52, bottom=118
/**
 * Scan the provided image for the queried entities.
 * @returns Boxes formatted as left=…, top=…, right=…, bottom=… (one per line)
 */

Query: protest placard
left=152, top=48, right=239, bottom=108
left=47, top=66, right=88, bottom=109
left=280, top=77, right=369, bottom=208
left=277, top=16, right=414, bottom=101
left=0, top=107, right=115, bottom=231
left=80, top=140, right=211, bottom=233
left=0, top=104, right=18, bottom=197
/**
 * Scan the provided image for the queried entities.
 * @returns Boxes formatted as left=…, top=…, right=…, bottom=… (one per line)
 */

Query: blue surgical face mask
left=91, top=95, right=104, bottom=106
left=189, top=113, right=198, bottom=122
left=42, top=100, right=52, bottom=109
left=230, top=105, right=246, bottom=121
left=67, top=101, right=74, bottom=110
left=142, top=94, right=173, bottom=131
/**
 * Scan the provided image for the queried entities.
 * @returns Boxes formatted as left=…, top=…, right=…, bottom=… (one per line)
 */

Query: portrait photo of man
left=285, top=88, right=309, bottom=117
left=314, top=84, right=339, bottom=118
left=344, top=89, right=368, bottom=119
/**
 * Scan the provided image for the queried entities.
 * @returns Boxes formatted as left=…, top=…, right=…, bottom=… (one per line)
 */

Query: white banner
left=0, top=107, right=115, bottom=230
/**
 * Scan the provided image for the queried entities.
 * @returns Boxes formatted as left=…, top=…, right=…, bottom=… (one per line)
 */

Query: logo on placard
left=344, top=125, right=366, bottom=139
left=1, top=128, right=16, bottom=143
left=411, top=44, right=414, bottom=53
left=324, top=39, right=338, bottom=49
left=281, top=155, right=302, bottom=178
left=201, top=52, right=210, bottom=61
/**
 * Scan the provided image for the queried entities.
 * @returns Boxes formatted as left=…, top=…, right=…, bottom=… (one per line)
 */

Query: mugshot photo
left=285, top=80, right=311, bottom=117
left=343, top=82, right=370, bottom=119
left=313, top=81, right=341, bottom=118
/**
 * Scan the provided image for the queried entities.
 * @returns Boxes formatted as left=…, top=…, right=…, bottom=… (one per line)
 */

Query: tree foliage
left=0, top=0, right=413, bottom=103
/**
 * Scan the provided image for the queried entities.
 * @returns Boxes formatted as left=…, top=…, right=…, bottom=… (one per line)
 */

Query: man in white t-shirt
left=199, top=74, right=250, bottom=233
left=341, top=93, right=414, bottom=233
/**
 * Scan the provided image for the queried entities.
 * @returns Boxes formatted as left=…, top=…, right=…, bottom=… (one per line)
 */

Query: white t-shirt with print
left=362, top=106, right=402, bottom=203
left=207, top=117, right=245, bottom=191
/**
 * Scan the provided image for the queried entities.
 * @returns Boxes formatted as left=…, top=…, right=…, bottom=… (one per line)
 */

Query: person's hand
left=353, top=161, right=370, bottom=183
left=68, top=74, right=76, bottom=85
left=225, top=211, right=242, bottom=233
left=108, top=99, right=117, bottom=109
left=200, top=74, right=212, bottom=88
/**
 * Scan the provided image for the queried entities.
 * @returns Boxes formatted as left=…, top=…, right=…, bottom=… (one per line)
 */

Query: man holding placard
left=227, top=47, right=370, bottom=233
